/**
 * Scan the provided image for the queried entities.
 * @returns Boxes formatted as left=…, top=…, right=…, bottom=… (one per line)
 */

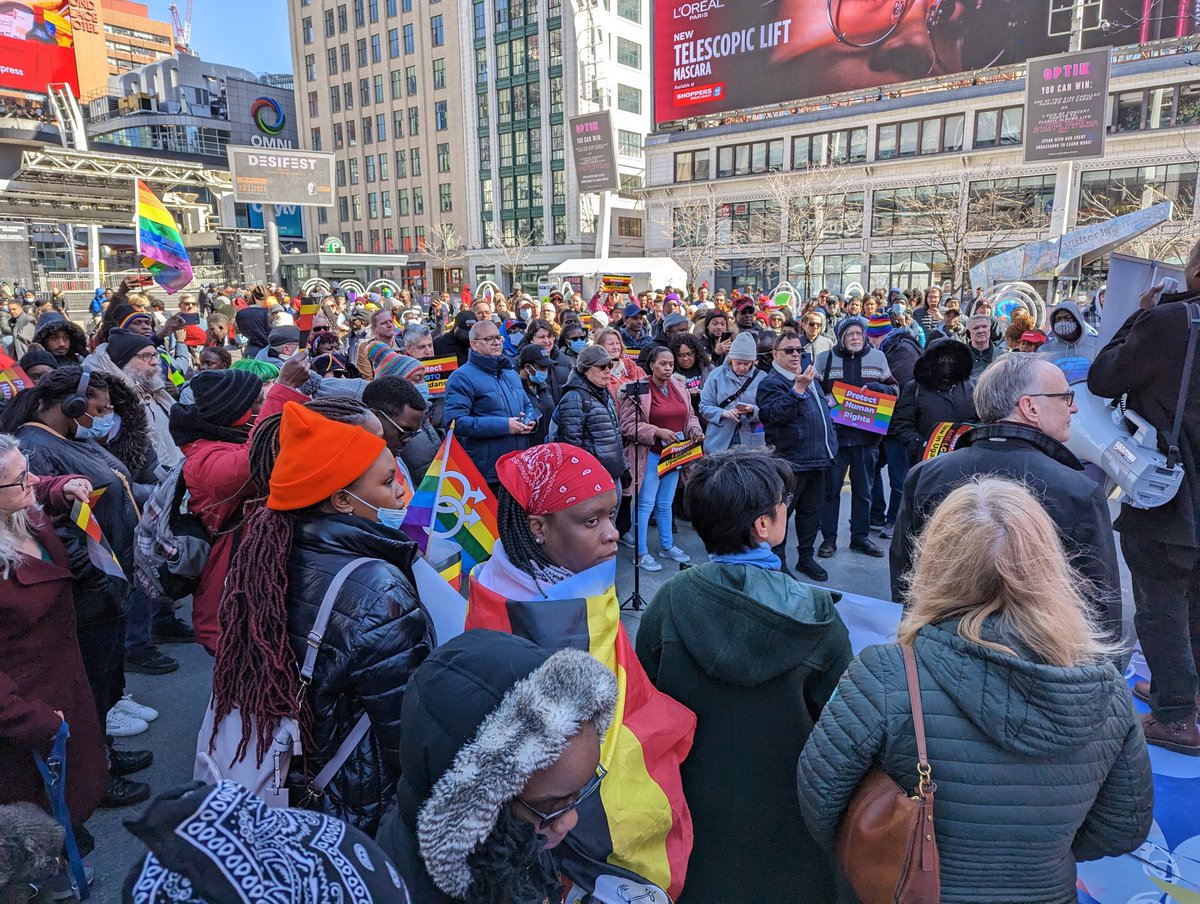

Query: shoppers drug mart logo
left=251, top=97, right=285, bottom=135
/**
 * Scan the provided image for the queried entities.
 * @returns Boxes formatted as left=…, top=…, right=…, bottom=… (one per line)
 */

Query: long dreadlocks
left=209, top=394, right=380, bottom=765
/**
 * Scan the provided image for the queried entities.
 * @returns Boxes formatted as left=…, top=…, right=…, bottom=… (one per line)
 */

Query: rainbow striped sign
left=830, top=380, right=894, bottom=435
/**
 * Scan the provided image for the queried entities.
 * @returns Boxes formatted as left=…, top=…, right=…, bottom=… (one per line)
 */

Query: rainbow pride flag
left=136, top=180, right=193, bottom=294
left=466, top=560, right=695, bottom=901
left=401, top=430, right=498, bottom=572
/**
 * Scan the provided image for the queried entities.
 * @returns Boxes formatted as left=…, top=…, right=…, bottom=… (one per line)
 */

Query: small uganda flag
left=297, top=297, right=321, bottom=344
left=70, top=496, right=126, bottom=580
left=136, top=180, right=193, bottom=294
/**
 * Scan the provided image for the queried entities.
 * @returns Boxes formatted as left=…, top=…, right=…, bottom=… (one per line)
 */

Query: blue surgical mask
left=75, top=412, right=116, bottom=442
left=520, top=308, right=533, bottom=322
left=528, top=367, right=549, bottom=386
left=347, top=491, right=408, bottom=530
left=569, top=338, right=588, bottom=354
left=416, top=380, right=431, bottom=401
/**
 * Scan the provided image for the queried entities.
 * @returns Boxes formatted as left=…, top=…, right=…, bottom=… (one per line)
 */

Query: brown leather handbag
left=835, top=644, right=940, bottom=904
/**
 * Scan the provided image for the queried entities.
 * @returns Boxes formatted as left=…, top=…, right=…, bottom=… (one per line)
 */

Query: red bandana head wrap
left=495, top=443, right=615, bottom=515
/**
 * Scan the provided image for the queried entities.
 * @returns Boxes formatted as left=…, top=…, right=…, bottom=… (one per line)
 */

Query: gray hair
left=973, top=353, right=1053, bottom=423
left=0, top=434, right=35, bottom=579
left=402, top=323, right=432, bottom=350
left=468, top=320, right=498, bottom=340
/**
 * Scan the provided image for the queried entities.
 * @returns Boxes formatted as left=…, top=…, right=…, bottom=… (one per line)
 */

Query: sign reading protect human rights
left=829, top=381, right=893, bottom=435
left=226, top=147, right=335, bottom=207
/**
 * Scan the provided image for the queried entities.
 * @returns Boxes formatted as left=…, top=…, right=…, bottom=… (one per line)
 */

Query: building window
left=973, top=106, right=1023, bottom=149
left=326, top=48, right=338, bottom=76
left=399, top=188, right=410, bottom=214
left=617, top=216, right=642, bottom=237
left=474, top=1, right=486, bottom=39
left=356, top=37, right=367, bottom=67
left=307, top=91, right=319, bottom=117
left=305, top=54, right=316, bottom=81
left=792, top=127, right=867, bottom=167
left=330, top=85, right=341, bottom=113
left=360, top=77, right=370, bottom=106
left=347, top=119, right=357, bottom=145
left=387, top=0, right=396, bottom=14
left=672, top=204, right=711, bottom=248
left=349, top=159, right=360, bottom=185
left=353, top=196, right=362, bottom=220
left=871, top=184, right=957, bottom=236
left=371, top=33, right=382, bottom=63
left=968, top=174, right=1054, bottom=229
left=403, top=23, right=414, bottom=53
left=406, top=65, right=417, bottom=95
left=380, top=152, right=389, bottom=180
left=388, top=28, right=399, bottom=57
left=673, top=149, right=710, bottom=182
left=438, top=142, right=451, bottom=172
left=310, top=127, right=322, bottom=150
left=439, top=182, right=453, bottom=212
left=382, top=190, right=392, bottom=216
left=354, top=0, right=365, bottom=27
left=414, top=186, right=424, bottom=214
left=339, top=196, right=349, bottom=220
left=368, top=192, right=379, bottom=218
left=325, top=9, right=336, bottom=36
left=1077, top=163, right=1198, bottom=225
left=390, top=69, right=402, bottom=99
left=719, top=199, right=781, bottom=244
left=369, top=0, right=379, bottom=22
left=337, top=3, right=347, bottom=32
left=435, top=100, right=448, bottom=131
left=789, top=191, right=864, bottom=241
left=716, top=138, right=784, bottom=177
left=617, top=129, right=642, bottom=158
left=877, top=113, right=964, bottom=160
left=396, top=150, right=407, bottom=177
left=433, top=58, right=446, bottom=90
left=1107, top=82, right=1200, bottom=133
left=617, top=84, right=641, bottom=114
left=392, top=109, right=404, bottom=139
left=343, top=82, right=353, bottom=109
left=617, top=0, right=640, bottom=22
left=336, top=160, right=347, bottom=187
left=373, top=74, right=384, bottom=103
left=617, top=37, right=641, bottom=69
left=409, top=106, right=420, bottom=135
left=376, top=112, right=386, bottom=142
left=412, top=147, right=422, bottom=175
left=341, top=43, right=350, bottom=69
left=431, top=14, right=444, bottom=46
left=333, top=122, right=344, bottom=148
left=302, top=17, right=313, bottom=43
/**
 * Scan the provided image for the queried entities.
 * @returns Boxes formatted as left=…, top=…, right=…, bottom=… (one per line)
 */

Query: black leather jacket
left=284, top=512, right=433, bottom=835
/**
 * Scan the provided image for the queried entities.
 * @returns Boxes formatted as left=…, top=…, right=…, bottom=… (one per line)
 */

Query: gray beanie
left=727, top=331, right=758, bottom=362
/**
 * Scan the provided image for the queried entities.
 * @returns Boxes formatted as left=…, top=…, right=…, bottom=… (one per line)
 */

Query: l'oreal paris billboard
left=653, top=0, right=1198, bottom=126
left=0, top=0, right=81, bottom=95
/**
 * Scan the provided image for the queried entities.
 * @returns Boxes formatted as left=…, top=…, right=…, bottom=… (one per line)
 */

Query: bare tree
left=424, top=223, right=467, bottom=292
left=760, top=163, right=862, bottom=299
left=886, top=167, right=1053, bottom=294
left=482, top=221, right=536, bottom=291
left=647, top=184, right=728, bottom=294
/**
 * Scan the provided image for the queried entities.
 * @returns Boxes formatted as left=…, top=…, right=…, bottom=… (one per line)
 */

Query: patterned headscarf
left=495, top=443, right=615, bottom=515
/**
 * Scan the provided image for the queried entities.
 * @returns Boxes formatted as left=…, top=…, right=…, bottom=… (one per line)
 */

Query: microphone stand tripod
left=620, top=378, right=648, bottom=612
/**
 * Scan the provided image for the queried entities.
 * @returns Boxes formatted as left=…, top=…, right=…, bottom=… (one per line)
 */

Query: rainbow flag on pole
left=401, top=430, right=498, bottom=573
left=466, top=560, right=695, bottom=900
left=135, top=179, right=193, bottom=294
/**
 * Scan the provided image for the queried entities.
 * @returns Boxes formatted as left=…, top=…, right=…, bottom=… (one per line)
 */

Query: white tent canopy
left=548, top=257, right=688, bottom=290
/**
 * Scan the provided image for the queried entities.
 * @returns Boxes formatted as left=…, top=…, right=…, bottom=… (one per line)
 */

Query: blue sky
left=140, top=0, right=294, bottom=75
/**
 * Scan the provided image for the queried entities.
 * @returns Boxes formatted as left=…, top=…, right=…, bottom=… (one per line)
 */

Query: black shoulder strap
left=1167, top=302, right=1200, bottom=468
left=716, top=370, right=757, bottom=410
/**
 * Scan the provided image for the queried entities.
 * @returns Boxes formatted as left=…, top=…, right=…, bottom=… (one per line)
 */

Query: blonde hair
left=899, top=477, right=1117, bottom=667
left=0, top=435, right=37, bottom=580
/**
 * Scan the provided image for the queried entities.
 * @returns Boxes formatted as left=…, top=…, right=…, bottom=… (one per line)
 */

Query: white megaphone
left=1064, top=382, right=1184, bottom=509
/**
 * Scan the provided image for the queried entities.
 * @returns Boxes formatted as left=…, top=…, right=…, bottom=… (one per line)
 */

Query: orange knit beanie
left=267, top=402, right=387, bottom=511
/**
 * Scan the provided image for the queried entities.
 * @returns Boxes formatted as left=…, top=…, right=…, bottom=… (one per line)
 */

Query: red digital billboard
left=653, top=0, right=1200, bottom=126
left=0, top=1, right=80, bottom=95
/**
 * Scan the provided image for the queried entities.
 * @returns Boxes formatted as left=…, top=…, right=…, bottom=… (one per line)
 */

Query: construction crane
left=168, top=0, right=195, bottom=55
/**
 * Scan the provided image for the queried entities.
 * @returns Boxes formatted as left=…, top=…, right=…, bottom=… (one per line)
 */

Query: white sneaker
left=114, top=694, right=159, bottom=722
left=637, top=554, right=662, bottom=572
left=618, top=532, right=635, bottom=549
left=105, top=707, right=149, bottom=738
left=660, top=546, right=691, bottom=563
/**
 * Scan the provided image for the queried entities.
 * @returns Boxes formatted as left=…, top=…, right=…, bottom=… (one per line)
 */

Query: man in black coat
left=432, top=311, right=476, bottom=367
left=891, top=354, right=1122, bottom=643
left=1089, top=255, right=1200, bottom=755
left=870, top=312, right=924, bottom=537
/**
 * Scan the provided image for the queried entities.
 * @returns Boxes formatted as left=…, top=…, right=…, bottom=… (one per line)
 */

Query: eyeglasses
left=777, top=346, right=803, bottom=355
left=131, top=350, right=159, bottom=363
left=0, top=457, right=31, bottom=491
left=1026, top=391, right=1076, bottom=405
left=516, top=765, right=607, bottom=830
left=373, top=408, right=422, bottom=441
left=779, top=492, right=794, bottom=508
left=473, top=334, right=504, bottom=344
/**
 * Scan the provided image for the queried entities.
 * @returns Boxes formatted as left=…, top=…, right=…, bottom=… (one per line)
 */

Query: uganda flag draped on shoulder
left=466, top=558, right=695, bottom=902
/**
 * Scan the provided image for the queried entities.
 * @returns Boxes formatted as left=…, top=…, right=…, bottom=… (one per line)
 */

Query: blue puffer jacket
left=757, top=364, right=837, bottom=471
left=797, top=618, right=1154, bottom=904
left=442, top=350, right=537, bottom=482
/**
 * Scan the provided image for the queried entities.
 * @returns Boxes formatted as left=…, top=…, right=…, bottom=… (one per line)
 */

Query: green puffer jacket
left=797, top=618, right=1154, bottom=904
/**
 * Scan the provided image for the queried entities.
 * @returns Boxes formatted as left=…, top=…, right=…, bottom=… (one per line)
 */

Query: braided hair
left=496, top=486, right=574, bottom=596
left=210, top=394, right=380, bottom=765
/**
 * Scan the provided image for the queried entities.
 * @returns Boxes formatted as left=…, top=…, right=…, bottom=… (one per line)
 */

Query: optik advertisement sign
left=568, top=111, right=620, bottom=193
left=1023, top=48, right=1111, bottom=163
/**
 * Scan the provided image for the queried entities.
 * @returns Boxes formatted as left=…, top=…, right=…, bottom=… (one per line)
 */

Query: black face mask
left=931, top=359, right=958, bottom=386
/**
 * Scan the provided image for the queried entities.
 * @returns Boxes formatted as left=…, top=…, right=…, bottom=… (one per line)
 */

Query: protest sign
left=421, top=355, right=458, bottom=396
left=922, top=422, right=973, bottom=461
left=657, top=438, right=702, bottom=476
left=0, top=353, right=32, bottom=400
left=830, top=381, right=894, bottom=435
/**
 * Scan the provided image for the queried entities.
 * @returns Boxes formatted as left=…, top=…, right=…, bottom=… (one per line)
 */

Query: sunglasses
left=374, top=408, right=422, bottom=441
left=591, top=362, right=616, bottom=371
left=516, top=765, right=607, bottom=830
left=777, top=346, right=803, bottom=355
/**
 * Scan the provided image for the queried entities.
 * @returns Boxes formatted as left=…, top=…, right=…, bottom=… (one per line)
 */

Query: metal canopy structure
left=0, top=146, right=232, bottom=226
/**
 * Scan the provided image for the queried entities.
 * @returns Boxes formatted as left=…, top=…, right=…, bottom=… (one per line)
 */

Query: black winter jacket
left=880, top=329, right=923, bottom=387
left=553, top=371, right=625, bottom=480
left=797, top=619, right=1154, bottom=904
left=890, top=422, right=1123, bottom=641
left=284, top=513, right=433, bottom=836
left=522, top=378, right=556, bottom=446
left=637, top=563, right=851, bottom=904
left=891, top=338, right=978, bottom=462
left=757, top=365, right=838, bottom=472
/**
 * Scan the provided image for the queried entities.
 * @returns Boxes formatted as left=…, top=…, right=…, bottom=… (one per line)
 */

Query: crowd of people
left=0, top=261, right=1193, bottom=904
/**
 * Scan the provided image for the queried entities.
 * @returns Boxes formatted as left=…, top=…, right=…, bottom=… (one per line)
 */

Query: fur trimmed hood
left=389, top=630, right=617, bottom=899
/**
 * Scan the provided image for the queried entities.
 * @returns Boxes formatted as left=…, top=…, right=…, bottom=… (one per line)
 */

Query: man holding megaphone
left=1090, top=253, right=1200, bottom=757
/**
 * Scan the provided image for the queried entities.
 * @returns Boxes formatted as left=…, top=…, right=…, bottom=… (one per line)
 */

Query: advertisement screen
left=568, top=110, right=620, bottom=193
left=653, top=0, right=1197, bottom=126
left=1024, top=47, right=1111, bottom=162
left=226, top=147, right=336, bottom=208
left=0, top=1, right=80, bottom=95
